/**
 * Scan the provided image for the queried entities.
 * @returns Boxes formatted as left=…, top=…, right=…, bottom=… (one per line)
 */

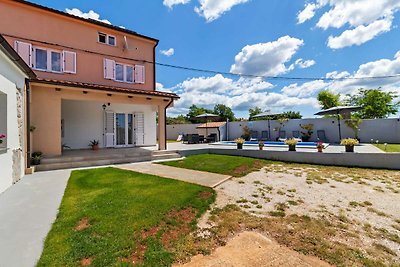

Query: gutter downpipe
left=25, top=78, right=31, bottom=169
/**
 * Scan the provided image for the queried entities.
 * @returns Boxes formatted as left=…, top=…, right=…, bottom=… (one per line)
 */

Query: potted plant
left=0, top=134, right=5, bottom=145
left=258, top=141, right=264, bottom=150
left=31, top=151, right=43, bottom=165
left=316, top=142, right=324, bottom=153
left=89, top=140, right=100, bottom=150
left=235, top=138, right=245, bottom=149
left=340, top=138, right=359, bottom=153
left=285, top=138, right=298, bottom=151
left=300, top=124, right=314, bottom=142
left=62, top=143, right=71, bottom=153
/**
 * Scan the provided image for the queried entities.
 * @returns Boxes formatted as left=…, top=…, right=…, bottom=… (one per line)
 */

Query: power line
left=3, top=32, right=400, bottom=82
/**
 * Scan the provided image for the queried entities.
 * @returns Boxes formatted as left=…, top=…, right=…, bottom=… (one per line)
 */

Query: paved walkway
left=118, top=162, right=231, bottom=188
left=0, top=169, right=71, bottom=267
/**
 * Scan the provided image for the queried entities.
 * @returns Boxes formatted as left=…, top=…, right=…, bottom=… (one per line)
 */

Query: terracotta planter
left=237, top=143, right=243, bottom=149
left=288, top=145, right=296, bottom=151
left=345, top=145, right=354, bottom=153
left=31, top=158, right=41, bottom=165
left=91, top=144, right=99, bottom=151
left=317, top=147, right=323, bottom=153
left=259, top=146, right=264, bottom=150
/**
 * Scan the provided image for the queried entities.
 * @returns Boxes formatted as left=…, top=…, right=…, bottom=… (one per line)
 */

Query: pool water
left=213, top=141, right=328, bottom=149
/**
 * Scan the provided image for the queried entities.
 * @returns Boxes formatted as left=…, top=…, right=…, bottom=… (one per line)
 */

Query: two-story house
left=0, top=0, right=178, bottom=158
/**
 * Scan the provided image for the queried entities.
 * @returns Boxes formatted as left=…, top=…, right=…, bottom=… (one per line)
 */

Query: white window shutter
left=14, top=41, right=32, bottom=66
left=104, top=58, right=115, bottom=80
left=63, top=51, right=76, bottom=74
left=134, top=65, right=145, bottom=84
left=134, top=113, right=145, bottom=146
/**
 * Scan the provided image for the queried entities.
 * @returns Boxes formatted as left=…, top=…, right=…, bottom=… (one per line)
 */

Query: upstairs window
left=15, top=41, right=76, bottom=74
left=33, top=48, right=62, bottom=73
left=98, top=32, right=116, bottom=46
left=115, top=63, right=134, bottom=83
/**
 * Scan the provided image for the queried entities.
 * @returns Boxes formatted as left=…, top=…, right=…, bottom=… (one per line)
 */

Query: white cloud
left=282, top=80, right=328, bottom=98
left=297, top=3, right=318, bottom=24
left=294, top=58, right=316, bottom=69
left=281, top=50, right=400, bottom=102
left=230, top=36, right=305, bottom=77
left=194, top=0, right=250, bottom=22
left=165, top=74, right=318, bottom=116
left=327, top=18, right=392, bottom=49
left=163, top=0, right=191, bottom=9
left=298, top=0, right=400, bottom=48
left=160, top=48, right=175, bottom=57
left=65, top=8, right=111, bottom=24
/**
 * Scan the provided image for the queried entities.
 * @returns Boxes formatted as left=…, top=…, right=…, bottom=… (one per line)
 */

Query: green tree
left=248, top=107, right=263, bottom=120
left=166, top=115, right=190, bottom=125
left=280, top=111, right=302, bottom=119
left=317, top=90, right=341, bottom=109
left=213, top=104, right=235, bottom=121
left=186, top=105, right=213, bottom=122
left=347, top=88, right=399, bottom=119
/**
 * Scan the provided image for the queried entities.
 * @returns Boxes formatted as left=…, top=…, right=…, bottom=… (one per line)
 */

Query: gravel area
left=214, top=164, right=400, bottom=259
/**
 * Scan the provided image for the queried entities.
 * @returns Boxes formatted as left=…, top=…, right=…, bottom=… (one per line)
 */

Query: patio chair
left=317, top=130, right=329, bottom=143
left=176, top=134, right=183, bottom=142
left=278, top=130, right=287, bottom=142
left=188, top=134, right=200, bottom=144
left=206, top=133, right=217, bottom=143
left=199, top=135, right=205, bottom=143
left=250, top=130, right=259, bottom=141
left=182, top=134, right=188, bottom=143
left=292, top=131, right=302, bottom=142
left=261, top=131, right=269, bottom=141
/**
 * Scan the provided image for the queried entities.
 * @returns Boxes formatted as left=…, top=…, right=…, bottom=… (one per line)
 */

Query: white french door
left=115, top=113, right=134, bottom=147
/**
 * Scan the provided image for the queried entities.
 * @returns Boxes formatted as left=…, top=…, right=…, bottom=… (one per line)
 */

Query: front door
left=115, top=113, right=134, bottom=147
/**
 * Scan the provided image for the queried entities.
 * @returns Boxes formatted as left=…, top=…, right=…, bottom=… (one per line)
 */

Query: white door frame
left=114, top=112, right=135, bottom=147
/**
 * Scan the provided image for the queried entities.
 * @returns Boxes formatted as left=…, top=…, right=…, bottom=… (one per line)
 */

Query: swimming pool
left=212, top=141, right=329, bottom=149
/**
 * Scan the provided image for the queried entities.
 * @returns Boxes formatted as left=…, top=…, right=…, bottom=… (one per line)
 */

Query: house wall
left=61, top=100, right=156, bottom=149
left=168, top=118, right=400, bottom=143
left=0, top=0, right=156, bottom=91
left=30, top=83, right=168, bottom=156
left=0, top=50, right=27, bottom=194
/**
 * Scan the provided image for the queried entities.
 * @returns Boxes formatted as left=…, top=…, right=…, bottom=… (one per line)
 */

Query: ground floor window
left=0, top=92, right=7, bottom=148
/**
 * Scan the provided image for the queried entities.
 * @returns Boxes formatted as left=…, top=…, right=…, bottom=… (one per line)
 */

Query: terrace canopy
left=314, top=106, right=362, bottom=141
left=251, top=111, right=283, bottom=140
left=195, top=113, right=220, bottom=136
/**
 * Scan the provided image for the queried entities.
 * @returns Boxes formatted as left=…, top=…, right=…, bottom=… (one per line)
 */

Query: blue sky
left=31, top=0, right=400, bottom=118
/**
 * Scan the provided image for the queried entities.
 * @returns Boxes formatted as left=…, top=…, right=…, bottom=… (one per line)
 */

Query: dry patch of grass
left=177, top=205, right=397, bottom=267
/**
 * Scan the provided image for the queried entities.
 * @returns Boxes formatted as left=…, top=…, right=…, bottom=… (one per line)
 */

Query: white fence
left=167, top=118, right=400, bottom=143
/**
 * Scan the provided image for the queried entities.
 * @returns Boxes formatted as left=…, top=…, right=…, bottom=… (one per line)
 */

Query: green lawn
left=38, top=167, right=215, bottom=266
left=160, top=154, right=273, bottom=177
left=374, top=144, right=400, bottom=152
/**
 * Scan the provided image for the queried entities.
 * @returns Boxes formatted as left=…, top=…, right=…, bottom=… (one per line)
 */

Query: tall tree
left=280, top=111, right=302, bottom=119
left=317, top=90, right=341, bottom=109
left=166, top=115, right=190, bottom=125
left=213, top=104, right=235, bottom=121
left=248, top=107, right=263, bottom=120
left=347, top=88, right=399, bottom=119
left=186, top=105, right=213, bottom=122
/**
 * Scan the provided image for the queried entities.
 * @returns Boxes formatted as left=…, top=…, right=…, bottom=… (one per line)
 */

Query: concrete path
left=118, top=162, right=231, bottom=188
left=0, top=169, right=71, bottom=267
left=176, top=231, right=332, bottom=267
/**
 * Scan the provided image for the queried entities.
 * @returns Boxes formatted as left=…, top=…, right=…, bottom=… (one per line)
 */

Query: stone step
left=151, top=152, right=182, bottom=161
left=36, top=155, right=153, bottom=172
left=152, top=150, right=180, bottom=156
left=41, top=152, right=151, bottom=164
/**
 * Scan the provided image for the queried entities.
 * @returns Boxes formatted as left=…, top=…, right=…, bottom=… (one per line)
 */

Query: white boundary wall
left=168, top=118, right=400, bottom=143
